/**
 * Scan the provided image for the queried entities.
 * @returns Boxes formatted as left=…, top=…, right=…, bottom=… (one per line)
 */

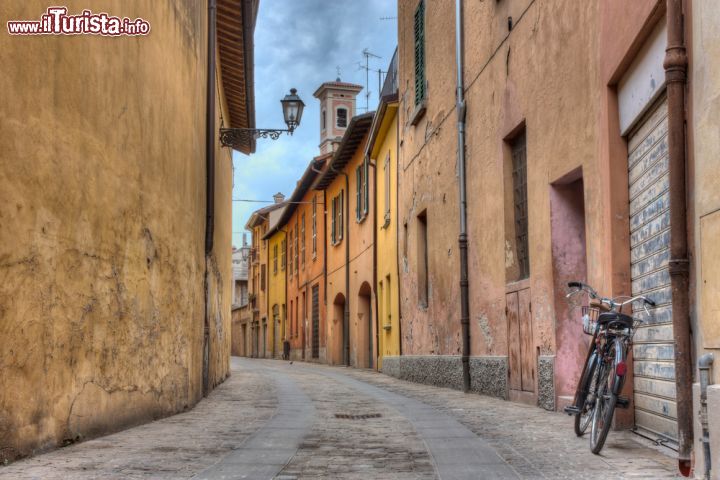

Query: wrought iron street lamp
left=220, top=88, right=305, bottom=149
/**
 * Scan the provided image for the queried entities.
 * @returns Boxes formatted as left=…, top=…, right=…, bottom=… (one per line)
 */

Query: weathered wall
left=691, top=0, right=720, bottom=476
left=267, top=230, right=286, bottom=358
left=286, top=188, right=327, bottom=363
left=324, top=174, right=348, bottom=365
left=0, top=0, right=232, bottom=461
left=347, top=133, right=375, bottom=370
left=373, top=105, right=401, bottom=370
left=397, top=0, right=601, bottom=405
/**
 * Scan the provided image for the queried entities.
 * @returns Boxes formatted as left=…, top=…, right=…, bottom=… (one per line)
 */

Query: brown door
left=518, top=288, right=535, bottom=392
left=507, top=288, right=534, bottom=400
left=507, top=292, right=522, bottom=391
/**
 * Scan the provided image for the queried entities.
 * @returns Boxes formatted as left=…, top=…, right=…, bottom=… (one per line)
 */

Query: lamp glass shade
left=281, top=88, right=305, bottom=131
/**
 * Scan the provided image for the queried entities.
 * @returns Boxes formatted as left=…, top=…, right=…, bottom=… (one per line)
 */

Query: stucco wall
left=397, top=0, right=601, bottom=405
left=373, top=106, right=401, bottom=370
left=267, top=230, right=286, bottom=358
left=0, top=0, right=233, bottom=461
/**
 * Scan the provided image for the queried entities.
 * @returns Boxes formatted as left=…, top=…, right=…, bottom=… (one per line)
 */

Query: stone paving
left=0, top=357, right=682, bottom=479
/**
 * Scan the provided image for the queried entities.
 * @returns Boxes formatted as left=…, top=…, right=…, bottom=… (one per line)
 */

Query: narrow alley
left=1, top=358, right=679, bottom=480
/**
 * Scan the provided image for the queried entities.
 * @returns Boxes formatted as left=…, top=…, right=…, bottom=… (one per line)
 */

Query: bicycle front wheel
left=574, top=350, right=598, bottom=436
left=589, top=347, right=621, bottom=454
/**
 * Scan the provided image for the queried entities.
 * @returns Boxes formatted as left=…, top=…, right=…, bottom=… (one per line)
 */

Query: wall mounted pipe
left=664, top=0, right=692, bottom=474
left=455, top=0, right=471, bottom=393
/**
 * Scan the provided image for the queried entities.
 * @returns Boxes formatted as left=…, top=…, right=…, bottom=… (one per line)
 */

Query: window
left=383, top=152, right=391, bottom=225
left=331, top=191, right=344, bottom=244
left=273, top=244, right=278, bottom=274
left=281, top=238, right=286, bottom=270
left=261, top=264, right=266, bottom=292
left=417, top=210, right=428, bottom=307
left=312, top=196, right=317, bottom=257
left=414, top=0, right=426, bottom=106
left=505, top=130, right=529, bottom=282
left=301, top=213, right=306, bottom=267
left=356, top=160, right=368, bottom=221
left=322, top=109, right=326, bottom=131
left=336, top=107, right=348, bottom=128
left=288, top=228, right=293, bottom=276
left=289, top=300, right=294, bottom=337
left=294, top=223, right=299, bottom=273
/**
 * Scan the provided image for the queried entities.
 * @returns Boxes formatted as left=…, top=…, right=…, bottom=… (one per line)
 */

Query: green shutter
left=414, top=0, right=426, bottom=106
left=331, top=197, right=336, bottom=244
left=356, top=166, right=361, bottom=221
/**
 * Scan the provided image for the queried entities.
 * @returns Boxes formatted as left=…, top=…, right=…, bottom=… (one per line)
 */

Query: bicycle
left=563, top=281, right=655, bottom=454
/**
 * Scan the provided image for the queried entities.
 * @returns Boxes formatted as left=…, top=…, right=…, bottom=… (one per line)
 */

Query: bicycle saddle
left=597, top=312, right=634, bottom=329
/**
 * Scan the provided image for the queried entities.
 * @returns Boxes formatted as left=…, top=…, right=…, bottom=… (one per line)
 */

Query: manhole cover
left=334, top=413, right=382, bottom=420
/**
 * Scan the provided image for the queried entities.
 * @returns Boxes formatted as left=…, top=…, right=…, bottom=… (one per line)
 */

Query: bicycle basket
left=581, top=306, right=600, bottom=335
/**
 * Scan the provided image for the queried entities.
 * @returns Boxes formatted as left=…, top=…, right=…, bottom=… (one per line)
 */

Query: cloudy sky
left=231, top=0, right=398, bottom=247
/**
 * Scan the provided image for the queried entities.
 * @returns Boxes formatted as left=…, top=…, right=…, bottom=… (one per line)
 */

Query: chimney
left=273, top=192, right=285, bottom=204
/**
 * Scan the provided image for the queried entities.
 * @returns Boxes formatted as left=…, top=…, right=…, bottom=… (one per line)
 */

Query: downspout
left=205, top=0, right=216, bottom=255
left=330, top=164, right=351, bottom=367
left=664, top=0, right=692, bottom=474
left=698, top=353, right=714, bottom=480
left=369, top=157, right=379, bottom=370
left=455, top=0, right=471, bottom=393
left=396, top=109, right=402, bottom=357
left=202, top=0, right=217, bottom=398
left=266, top=233, right=270, bottom=359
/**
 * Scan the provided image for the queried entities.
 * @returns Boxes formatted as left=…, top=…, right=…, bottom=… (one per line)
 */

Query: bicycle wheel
left=590, top=348, right=619, bottom=454
left=574, top=351, right=597, bottom=436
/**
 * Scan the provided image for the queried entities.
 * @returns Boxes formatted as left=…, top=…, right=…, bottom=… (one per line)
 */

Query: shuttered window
left=337, top=108, right=348, bottom=128
left=331, top=192, right=344, bottom=244
left=512, top=133, right=529, bottom=279
left=355, top=161, right=368, bottom=221
left=273, top=244, right=278, bottom=274
left=288, top=229, right=293, bottom=276
left=414, top=0, right=426, bottom=106
left=301, top=213, right=306, bottom=268
left=312, top=196, right=317, bottom=257
left=281, top=239, right=286, bottom=270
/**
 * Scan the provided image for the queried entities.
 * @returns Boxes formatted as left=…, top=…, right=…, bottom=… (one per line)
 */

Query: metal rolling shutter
left=628, top=96, right=677, bottom=444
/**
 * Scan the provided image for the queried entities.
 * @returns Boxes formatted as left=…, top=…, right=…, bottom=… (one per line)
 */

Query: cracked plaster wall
left=0, top=1, right=232, bottom=462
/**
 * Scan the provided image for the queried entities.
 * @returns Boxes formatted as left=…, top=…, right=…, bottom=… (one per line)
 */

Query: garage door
left=627, top=96, right=676, bottom=445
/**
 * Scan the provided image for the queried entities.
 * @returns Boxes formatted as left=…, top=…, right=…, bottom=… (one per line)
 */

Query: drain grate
left=334, top=413, right=382, bottom=420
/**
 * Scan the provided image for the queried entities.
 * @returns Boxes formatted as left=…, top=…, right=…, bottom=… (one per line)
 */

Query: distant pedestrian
left=283, top=338, right=290, bottom=360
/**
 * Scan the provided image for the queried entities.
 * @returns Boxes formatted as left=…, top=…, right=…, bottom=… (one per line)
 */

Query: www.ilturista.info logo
left=7, top=7, right=150, bottom=36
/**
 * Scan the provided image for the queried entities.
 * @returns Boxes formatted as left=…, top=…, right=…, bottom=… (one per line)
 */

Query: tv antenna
left=361, top=48, right=382, bottom=112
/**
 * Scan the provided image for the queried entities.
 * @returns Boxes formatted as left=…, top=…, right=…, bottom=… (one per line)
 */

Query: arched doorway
left=332, top=293, right=346, bottom=365
left=357, top=282, right=373, bottom=369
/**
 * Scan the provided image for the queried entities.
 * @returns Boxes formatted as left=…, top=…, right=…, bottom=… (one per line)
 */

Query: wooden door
left=507, top=292, right=521, bottom=391
left=518, top=288, right=535, bottom=392
left=507, top=288, right=534, bottom=399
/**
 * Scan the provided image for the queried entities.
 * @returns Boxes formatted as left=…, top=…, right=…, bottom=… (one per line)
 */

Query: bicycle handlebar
left=566, top=281, right=656, bottom=309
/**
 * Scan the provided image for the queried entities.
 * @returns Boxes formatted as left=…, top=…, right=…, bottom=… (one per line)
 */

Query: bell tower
left=313, top=79, right=363, bottom=155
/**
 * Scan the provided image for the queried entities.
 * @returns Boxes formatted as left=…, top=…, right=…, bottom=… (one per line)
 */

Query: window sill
left=356, top=214, right=368, bottom=224
left=381, top=217, right=391, bottom=229
left=383, top=324, right=392, bottom=331
left=409, top=100, right=427, bottom=126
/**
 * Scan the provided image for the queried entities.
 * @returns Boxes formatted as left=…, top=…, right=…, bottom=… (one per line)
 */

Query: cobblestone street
left=1, top=358, right=682, bottom=480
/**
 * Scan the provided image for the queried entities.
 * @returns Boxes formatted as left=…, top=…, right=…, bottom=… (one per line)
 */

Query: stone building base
left=381, top=355, right=508, bottom=399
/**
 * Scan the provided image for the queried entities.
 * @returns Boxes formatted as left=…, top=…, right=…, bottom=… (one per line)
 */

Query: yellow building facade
left=266, top=228, right=287, bottom=358
left=368, top=53, right=400, bottom=371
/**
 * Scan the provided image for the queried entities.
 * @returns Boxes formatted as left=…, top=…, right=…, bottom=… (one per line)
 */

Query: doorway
left=550, top=170, right=588, bottom=410
left=332, top=293, right=346, bottom=365
left=357, top=282, right=373, bottom=369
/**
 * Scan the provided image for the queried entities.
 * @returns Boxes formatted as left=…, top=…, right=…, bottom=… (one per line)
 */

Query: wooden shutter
left=356, top=165, right=362, bottom=221
left=512, top=133, right=529, bottom=279
left=414, top=0, right=426, bottom=106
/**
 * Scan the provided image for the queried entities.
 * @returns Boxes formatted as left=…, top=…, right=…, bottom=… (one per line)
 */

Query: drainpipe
left=664, top=0, right=692, bottom=474
left=205, top=0, right=216, bottom=255
left=396, top=111, right=402, bottom=357
left=369, top=157, right=379, bottom=370
left=330, top=164, right=351, bottom=367
left=698, top=353, right=714, bottom=480
left=202, top=0, right=217, bottom=398
left=455, top=0, right=471, bottom=393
